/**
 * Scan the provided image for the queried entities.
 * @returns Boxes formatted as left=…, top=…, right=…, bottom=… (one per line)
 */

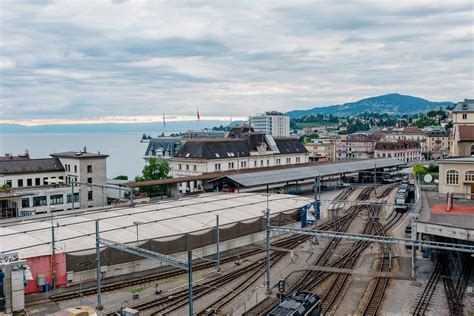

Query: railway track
left=251, top=185, right=401, bottom=315
left=412, top=259, right=441, bottom=316
left=244, top=186, right=381, bottom=315
left=360, top=218, right=393, bottom=315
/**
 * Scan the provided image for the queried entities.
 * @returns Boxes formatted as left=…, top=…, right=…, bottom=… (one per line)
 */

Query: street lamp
left=133, top=221, right=144, bottom=246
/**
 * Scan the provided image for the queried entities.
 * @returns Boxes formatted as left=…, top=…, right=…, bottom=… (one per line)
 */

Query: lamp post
left=133, top=221, right=144, bottom=246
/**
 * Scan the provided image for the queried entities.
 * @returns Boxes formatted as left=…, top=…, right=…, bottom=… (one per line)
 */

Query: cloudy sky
left=0, top=0, right=473, bottom=125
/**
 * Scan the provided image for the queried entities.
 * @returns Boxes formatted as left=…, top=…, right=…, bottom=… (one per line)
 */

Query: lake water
left=0, top=132, right=156, bottom=179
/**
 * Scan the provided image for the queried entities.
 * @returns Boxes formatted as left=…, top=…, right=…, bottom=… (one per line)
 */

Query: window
left=267, top=160, right=270, bottom=166
left=35, top=178, right=41, bottom=186
left=241, top=161, right=247, bottom=168
left=462, top=113, right=467, bottom=120
left=59, top=176, right=64, bottom=181
left=74, top=165, right=77, bottom=173
left=18, top=179, right=23, bottom=187
left=179, top=164, right=182, bottom=170
left=228, top=162, right=234, bottom=169
left=215, top=163, right=221, bottom=170
left=27, top=179, right=32, bottom=186
left=88, top=191, right=93, bottom=201
left=33, top=196, right=47, bottom=206
left=43, top=177, right=48, bottom=185
left=186, top=164, right=189, bottom=171
left=286, top=158, right=291, bottom=164
left=276, top=158, right=281, bottom=165
left=21, top=198, right=30, bottom=208
left=466, top=171, right=474, bottom=182
left=193, top=165, right=197, bottom=171
left=260, top=160, right=264, bottom=167
left=296, top=157, right=300, bottom=163
left=87, top=165, right=92, bottom=173
left=50, top=194, right=64, bottom=205
left=67, top=193, right=80, bottom=203
left=471, top=144, right=474, bottom=156
left=446, top=170, right=459, bottom=185
left=87, top=177, right=93, bottom=184
left=6, top=179, right=12, bottom=186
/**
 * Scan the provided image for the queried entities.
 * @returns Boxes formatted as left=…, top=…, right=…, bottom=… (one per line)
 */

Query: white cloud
left=0, top=0, right=472, bottom=121
left=0, top=57, right=15, bottom=70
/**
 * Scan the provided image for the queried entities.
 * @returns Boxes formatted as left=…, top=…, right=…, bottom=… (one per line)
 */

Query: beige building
left=438, top=157, right=474, bottom=199
left=51, top=150, right=108, bottom=208
left=336, top=134, right=376, bottom=161
left=424, top=127, right=449, bottom=159
left=305, top=138, right=336, bottom=162
left=451, top=99, right=474, bottom=156
left=375, top=140, right=422, bottom=163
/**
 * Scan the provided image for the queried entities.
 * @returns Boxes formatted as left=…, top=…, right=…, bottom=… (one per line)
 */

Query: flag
left=162, top=113, right=166, bottom=128
left=197, top=109, right=201, bottom=121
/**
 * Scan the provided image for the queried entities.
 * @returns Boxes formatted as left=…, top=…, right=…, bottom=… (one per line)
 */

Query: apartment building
left=375, top=140, right=422, bottom=163
left=305, top=138, right=336, bottom=162
left=249, top=111, right=290, bottom=137
left=0, top=149, right=108, bottom=218
left=336, top=134, right=376, bottom=161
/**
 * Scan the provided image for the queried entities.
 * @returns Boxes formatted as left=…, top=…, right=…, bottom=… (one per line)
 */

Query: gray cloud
left=0, top=0, right=472, bottom=121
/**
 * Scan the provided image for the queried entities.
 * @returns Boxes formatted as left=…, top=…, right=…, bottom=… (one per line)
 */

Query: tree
left=134, top=158, right=170, bottom=197
left=114, top=175, right=128, bottom=180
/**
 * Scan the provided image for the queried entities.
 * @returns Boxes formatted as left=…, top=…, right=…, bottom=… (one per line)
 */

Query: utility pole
left=374, top=161, right=377, bottom=195
left=265, top=206, right=271, bottom=295
left=411, top=213, right=419, bottom=279
left=216, top=215, right=220, bottom=272
left=71, top=180, right=75, bottom=210
left=95, top=220, right=103, bottom=310
left=187, top=251, right=193, bottom=316
left=51, top=215, right=56, bottom=289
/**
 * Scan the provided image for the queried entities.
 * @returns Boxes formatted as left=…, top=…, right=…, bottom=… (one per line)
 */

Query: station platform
left=417, top=191, right=474, bottom=241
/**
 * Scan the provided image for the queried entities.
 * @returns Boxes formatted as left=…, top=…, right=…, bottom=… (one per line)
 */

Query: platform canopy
left=210, top=158, right=404, bottom=188
left=0, top=193, right=312, bottom=258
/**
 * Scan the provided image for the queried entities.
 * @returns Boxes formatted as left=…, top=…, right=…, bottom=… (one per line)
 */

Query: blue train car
left=266, top=291, right=321, bottom=316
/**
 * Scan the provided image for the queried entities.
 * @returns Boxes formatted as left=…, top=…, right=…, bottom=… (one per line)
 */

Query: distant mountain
left=287, top=93, right=453, bottom=118
left=0, top=120, right=229, bottom=134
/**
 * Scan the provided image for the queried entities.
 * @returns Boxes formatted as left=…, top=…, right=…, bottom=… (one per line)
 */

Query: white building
left=249, top=111, right=290, bottom=137
left=170, top=128, right=309, bottom=193
left=0, top=149, right=108, bottom=218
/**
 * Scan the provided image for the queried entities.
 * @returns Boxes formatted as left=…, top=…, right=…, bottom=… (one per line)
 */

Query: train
left=266, top=291, right=321, bottom=316
left=394, top=177, right=411, bottom=213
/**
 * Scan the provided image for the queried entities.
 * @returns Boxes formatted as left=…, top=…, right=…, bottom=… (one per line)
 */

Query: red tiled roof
left=402, top=126, right=424, bottom=135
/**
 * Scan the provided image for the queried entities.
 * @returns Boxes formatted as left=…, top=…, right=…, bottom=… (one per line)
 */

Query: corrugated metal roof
left=0, top=158, right=64, bottom=175
left=0, top=193, right=312, bottom=258
left=211, top=158, right=403, bottom=187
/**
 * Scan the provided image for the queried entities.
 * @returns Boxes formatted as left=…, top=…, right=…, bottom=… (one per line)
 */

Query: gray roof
left=452, top=99, right=474, bottom=112
left=51, top=151, right=109, bottom=159
left=210, top=158, right=403, bottom=187
left=438, top=156, right=474, bottom=164
left=0, top=158, right=64, bottom=175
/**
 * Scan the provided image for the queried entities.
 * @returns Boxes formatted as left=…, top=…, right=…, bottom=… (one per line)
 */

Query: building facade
left=336, top=135, right=376, bottom=161
left=249, top=111, right=290, bottom=137
left=451, top=99, right=474, bottom=156
left=305, top=138, right=336, bottom=162
left=143, top=137, right=183, bottom=161
left=375, top=140, right=422, bottom=163
left=424, top=126, right=449, bottom=159
left=51, top=151, right=108, bottom=208
left=170, top=131, right=309, bottom=193
left=438, top=157, right=474, bottom=199
left=0, top=149, right=108, bottom=218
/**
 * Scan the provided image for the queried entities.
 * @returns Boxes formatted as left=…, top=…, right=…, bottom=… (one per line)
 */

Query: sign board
left=1, top=252, right=19, bottom=264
